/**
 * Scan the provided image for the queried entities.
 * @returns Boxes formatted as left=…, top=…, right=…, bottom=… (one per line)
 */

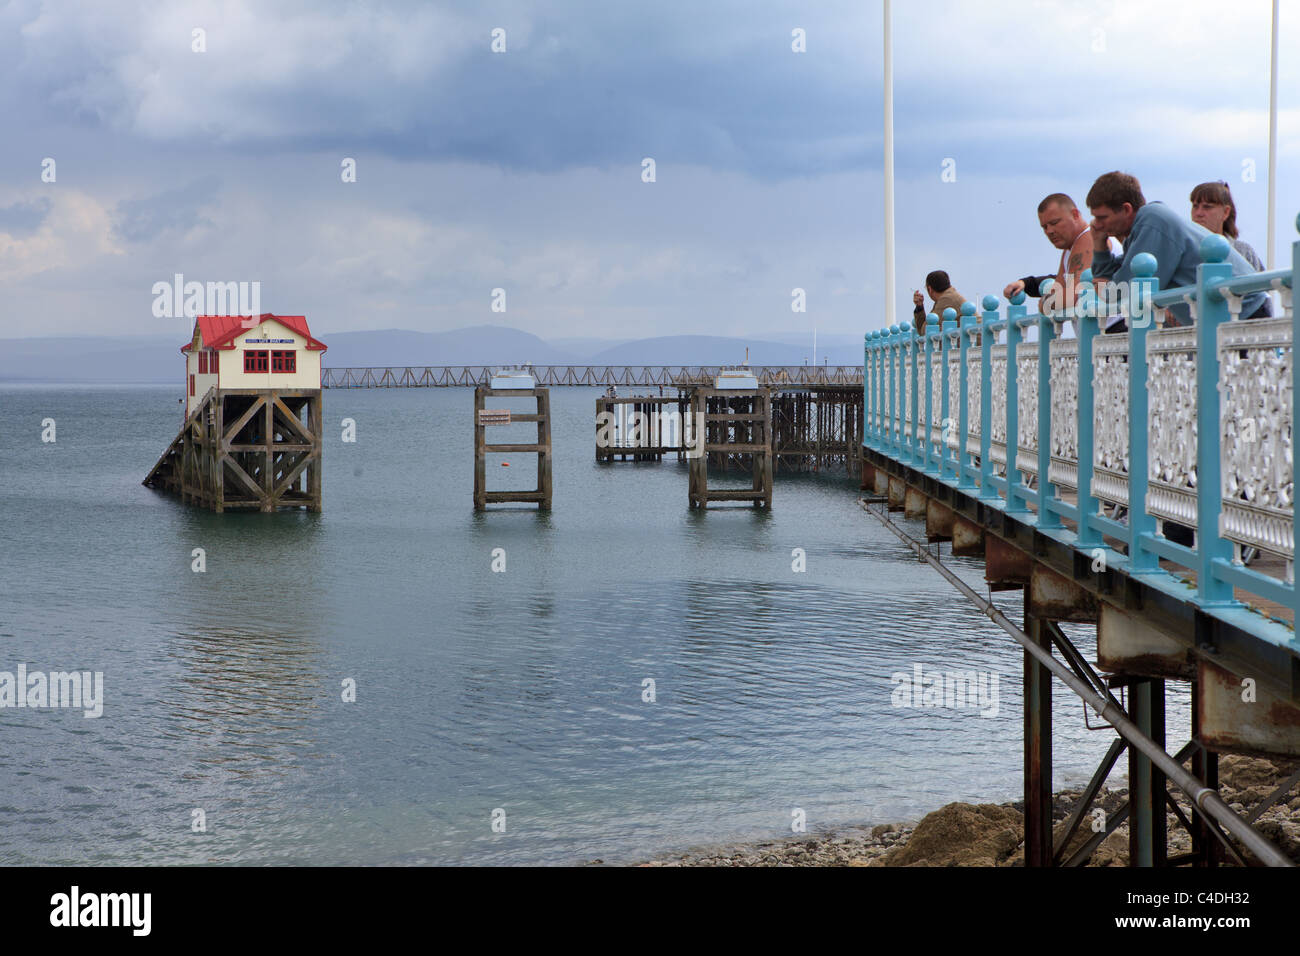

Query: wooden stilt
left=143, top=388, right=324, bottom=512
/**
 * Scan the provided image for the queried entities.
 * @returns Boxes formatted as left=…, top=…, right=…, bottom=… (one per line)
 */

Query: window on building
left=271, top=350, right=297, bottom=373
left=208, top=351, right=218, bottom=375
left=244, top=350, right=269, bottom=373
left=199, top=353, right=207, bottom=374
left=189, top=374, right=195, bottom=397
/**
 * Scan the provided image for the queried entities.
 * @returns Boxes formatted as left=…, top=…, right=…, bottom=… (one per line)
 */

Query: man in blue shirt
left=1085, top=171, right=1267, bottom=325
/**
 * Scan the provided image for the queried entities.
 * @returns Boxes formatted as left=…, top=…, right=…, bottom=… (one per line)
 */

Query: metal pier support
left=1024, top=597, right=1053, bottom=867
left=1128, top=677, right=1167, bottom=866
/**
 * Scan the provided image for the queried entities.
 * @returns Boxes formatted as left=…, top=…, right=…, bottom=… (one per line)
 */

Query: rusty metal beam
left=986, top=533, right=1032, bottom=590
left=1198, top=657, right=1300, bottom=758
left=1029, top=565, right=1098, bottom=623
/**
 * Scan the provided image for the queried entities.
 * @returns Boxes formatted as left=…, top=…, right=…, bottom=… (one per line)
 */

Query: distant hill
left=319, top=326, right=578, bottom=367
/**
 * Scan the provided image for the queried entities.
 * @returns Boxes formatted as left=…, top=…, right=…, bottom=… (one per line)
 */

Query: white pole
left=883, top=0, right=896, bottom=330
left=1267, top=0, right=1279, bottom=270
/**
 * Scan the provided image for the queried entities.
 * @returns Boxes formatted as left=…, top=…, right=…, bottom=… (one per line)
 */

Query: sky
left=0, top=0, right=1296, bottom=345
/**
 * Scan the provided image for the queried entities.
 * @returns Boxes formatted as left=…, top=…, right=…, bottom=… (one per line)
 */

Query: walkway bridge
left=322, top=365, right=863, bottom=389
left=862, top=222, right=1300, bottom=867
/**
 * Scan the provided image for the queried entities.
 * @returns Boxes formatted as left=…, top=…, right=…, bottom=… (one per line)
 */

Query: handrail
left=864, top=216, right=1300, bottom=630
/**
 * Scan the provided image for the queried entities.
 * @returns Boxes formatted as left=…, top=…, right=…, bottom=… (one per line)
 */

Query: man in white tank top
left=1001, top=193, right=1120, bottom=342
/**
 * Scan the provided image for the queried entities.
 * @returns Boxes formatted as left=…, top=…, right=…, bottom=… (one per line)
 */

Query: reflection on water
left=166, top=627, right=326, bottom=778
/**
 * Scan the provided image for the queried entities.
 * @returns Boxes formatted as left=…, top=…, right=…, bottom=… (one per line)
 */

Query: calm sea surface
left=0, top=384, right=1189, bottom=865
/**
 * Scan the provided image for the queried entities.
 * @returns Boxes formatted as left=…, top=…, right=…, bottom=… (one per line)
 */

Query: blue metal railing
left=865, top=215, right=1299, bottom=628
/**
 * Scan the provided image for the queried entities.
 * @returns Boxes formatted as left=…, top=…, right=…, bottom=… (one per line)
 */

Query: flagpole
left=883, top=0, right=896, bottom=329
left=1267, top=0, right=1278, bottom=270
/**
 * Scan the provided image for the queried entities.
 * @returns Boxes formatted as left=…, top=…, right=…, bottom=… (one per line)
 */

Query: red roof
left=181, top=314, right=327, bottom=352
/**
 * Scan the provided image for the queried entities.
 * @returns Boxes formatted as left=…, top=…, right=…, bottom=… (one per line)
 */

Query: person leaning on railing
left=1002, top=192, right=1120, bottom=304
left=1085, top=171, right=1268, bottom=328
left=911, top=270, right=967, bottom=336
left=1190, top=180, right=1272, bottom=317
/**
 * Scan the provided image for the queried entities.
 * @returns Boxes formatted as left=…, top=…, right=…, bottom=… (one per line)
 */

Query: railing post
left=1292, top=215, right=1300, bottom=619
left=924, top=314, right=938, bottom=473
left=884, top=325, right=895, bottom=454
left=869, top=331, right=880, bottom=449
left=940, top=307, right=958, bottom=480
left=1128, top=254, right=1160, bottom=572
left=909, top=321, right=920, bottom=464
left=1195, top=236, right=1236, bottom=605
left=957, top=301, right=976, bottom=489
left=875, top=331, right=884, bottom=450
left=1036, top=286, right=1061, bottom=529
left=894, top=323, right=907, bottom=457
left=979, top=294, right=998, bottom=500
left=1075, top=271, right=1102, bottom=549
left=864, top=331, right=873, bottom=448
left=1005, top=291, right=1028, bottom=512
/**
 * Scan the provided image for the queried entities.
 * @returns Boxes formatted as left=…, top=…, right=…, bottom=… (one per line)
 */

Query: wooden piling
left=687, top=386, right=773, bottom=509
left=474, top=384, right=552, bottom=509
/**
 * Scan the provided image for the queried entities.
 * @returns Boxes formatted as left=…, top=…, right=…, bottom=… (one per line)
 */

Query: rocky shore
left=634, top=754, right=1300, bottom=866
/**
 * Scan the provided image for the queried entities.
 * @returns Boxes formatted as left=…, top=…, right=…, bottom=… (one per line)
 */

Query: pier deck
left=862, top=228, right=1300, bottom=866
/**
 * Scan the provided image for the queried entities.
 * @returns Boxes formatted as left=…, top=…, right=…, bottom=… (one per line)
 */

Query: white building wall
left=215, top=319, right=323, bottom=390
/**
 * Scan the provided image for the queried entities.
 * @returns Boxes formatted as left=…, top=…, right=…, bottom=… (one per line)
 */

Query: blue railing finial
left=927, top=312, right=939, bottom=328
left=890, top=324, right=902, bottom=334
left=941, top=307, right=957, bottom=325
left=1200, top=233, right=1231, bottom=263
left=1131, top=252, right=1158, bottom=278
left=1010, top=290, right=1026, bottom=306
left=900, top=320, right=912, bottom=333
left=960, top=301, right=976, bottom=318
left=981, top=294, right=999, bottom=311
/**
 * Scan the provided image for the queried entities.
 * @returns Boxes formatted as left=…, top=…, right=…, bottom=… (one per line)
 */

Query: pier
left=322, top=364, right=862, bottom=389
left=861, top=225, right=1300, bottom=866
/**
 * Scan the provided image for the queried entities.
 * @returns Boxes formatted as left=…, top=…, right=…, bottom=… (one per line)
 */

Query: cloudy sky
left=1, top=0, right=1296, bottom=345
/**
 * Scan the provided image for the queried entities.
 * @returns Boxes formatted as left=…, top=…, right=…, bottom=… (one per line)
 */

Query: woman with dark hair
left=1190, top=180, right=1271, bottom=318
left=1190, top=180, right=1265, bottom=269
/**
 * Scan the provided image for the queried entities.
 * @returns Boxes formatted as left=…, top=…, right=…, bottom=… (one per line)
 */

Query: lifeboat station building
left=181, top=314, right=327, bottom=417
left=144, top=313, right=326, bottom=512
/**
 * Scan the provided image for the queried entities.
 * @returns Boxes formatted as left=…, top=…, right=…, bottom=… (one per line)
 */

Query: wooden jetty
left=688, top=386, right=773, bottom=509
left=143, top=387, right=324, bottom=512
left=772, top=385, right=862, bottom=474
left=595, top=394, right=689, bottom=462
left=474, top=384, right=552, bottom=509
